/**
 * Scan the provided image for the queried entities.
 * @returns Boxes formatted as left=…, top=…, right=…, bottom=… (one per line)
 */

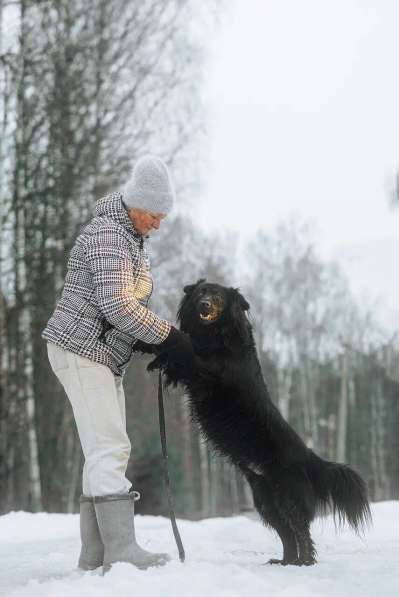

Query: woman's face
left=127, top=208, right=166, bottom=236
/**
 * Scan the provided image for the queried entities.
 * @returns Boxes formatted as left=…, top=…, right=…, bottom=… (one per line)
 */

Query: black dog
left=136, top=279, right=371, bottom=566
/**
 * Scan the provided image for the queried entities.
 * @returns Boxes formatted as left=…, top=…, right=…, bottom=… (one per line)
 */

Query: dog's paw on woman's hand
left=147, top=352, right=188, bottom=388
left=132, top=339, right=156, bottom=355
left=145, top=327, right=197, bottom=379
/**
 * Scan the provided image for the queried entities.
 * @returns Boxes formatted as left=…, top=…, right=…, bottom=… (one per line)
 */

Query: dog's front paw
left=147, top=354, right=167, bottom=372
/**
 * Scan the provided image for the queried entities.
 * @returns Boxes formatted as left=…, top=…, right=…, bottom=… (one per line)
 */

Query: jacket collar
left=95, top=191, right=143, bottom=242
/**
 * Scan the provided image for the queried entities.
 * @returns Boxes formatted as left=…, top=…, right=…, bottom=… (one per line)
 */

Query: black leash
left=157, top=370, right=185, bottom=562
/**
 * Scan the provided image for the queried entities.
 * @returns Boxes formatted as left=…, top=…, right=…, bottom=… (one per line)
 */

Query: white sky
left=198, top=0, right=399, bottom=330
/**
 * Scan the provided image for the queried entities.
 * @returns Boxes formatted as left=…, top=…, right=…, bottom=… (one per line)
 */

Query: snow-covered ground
left=1, top=502, right=398, bottom=597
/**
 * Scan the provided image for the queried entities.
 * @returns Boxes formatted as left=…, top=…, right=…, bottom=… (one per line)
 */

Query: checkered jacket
left=41, top=192, right=171, bottom=376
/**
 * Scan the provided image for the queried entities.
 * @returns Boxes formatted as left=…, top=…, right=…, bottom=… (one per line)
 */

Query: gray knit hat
left=122, top=155, right=175, bottom=215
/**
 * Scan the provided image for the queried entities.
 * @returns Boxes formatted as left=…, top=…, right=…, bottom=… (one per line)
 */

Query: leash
left=157, top=370, right=185, bottom=562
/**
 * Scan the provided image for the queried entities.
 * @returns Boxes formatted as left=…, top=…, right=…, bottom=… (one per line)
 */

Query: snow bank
left=0, top=502, right=398, bottom=597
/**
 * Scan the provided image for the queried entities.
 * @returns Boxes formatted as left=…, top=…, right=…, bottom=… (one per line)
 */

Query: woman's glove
left=156, top=326, right=193, bottom=358
left=132, top=339, right=156, bottom=355
left=147, top=326, right=195, bottom=372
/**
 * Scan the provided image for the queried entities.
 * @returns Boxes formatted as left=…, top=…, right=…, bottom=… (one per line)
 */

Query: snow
left=1, top=502, right=398, bottom=597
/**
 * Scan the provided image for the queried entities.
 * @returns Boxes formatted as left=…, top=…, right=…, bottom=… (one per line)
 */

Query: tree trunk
left=229, top=464, right=240, bottom=515
left=180, top=396, right=195, bottom=513
left=277, top=365, right=292, bottom=421
left=336, top=350, right=348, bottom=463
left=198, top=436, right=210, bottom=518
left=209, top=448, right=218, bottom=516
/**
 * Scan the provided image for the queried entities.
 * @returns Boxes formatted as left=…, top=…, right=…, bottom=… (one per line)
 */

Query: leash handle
left=158, top=370, right=186, bottom=562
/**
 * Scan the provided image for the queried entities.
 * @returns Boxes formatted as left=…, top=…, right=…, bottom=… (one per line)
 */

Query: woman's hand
left=132, top=339, right=156, bottom=355
left=146, top=326, right=196, bottom=378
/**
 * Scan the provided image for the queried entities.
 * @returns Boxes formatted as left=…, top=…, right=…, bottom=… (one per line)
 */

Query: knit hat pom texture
left=122, top=155, right=175, bottom=215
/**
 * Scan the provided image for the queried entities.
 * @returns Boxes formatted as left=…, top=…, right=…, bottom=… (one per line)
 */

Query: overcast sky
left=197, top=0, right=399, bottom=330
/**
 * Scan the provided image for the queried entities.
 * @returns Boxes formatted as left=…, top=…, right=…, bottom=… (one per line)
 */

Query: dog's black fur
left=138, top=279, right=371, bottom=566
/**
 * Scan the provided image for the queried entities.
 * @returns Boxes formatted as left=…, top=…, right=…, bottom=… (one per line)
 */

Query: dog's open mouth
left=199, top=310, right=218, bottom=322
left=199, top=301, right=223, bottom=322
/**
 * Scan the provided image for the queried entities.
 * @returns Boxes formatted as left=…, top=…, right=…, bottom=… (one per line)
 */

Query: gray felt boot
left=78, top=496, right=104, bottom=570
left=93, top=492, right=171, bottom=573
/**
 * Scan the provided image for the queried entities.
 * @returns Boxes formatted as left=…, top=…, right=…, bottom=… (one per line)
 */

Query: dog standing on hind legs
left=135, top=279, right=372, bottom=566
left=242, top=467, right=316, bottom=565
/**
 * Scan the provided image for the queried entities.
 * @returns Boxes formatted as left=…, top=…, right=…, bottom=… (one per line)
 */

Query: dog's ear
left=178, top=279, right=206, bottom=329
left=221, top=288, right=252, bottom=348
left=183, top=278, right=206, bottom=296
left=237, top=291, right=250, bottom=312
left=183, top=284, right=196, bottom=296
left=232, top=288, right=250, bottom=312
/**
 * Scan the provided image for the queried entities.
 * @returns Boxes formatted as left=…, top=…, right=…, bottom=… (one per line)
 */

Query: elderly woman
left=42, top=155, right=191, bottom=573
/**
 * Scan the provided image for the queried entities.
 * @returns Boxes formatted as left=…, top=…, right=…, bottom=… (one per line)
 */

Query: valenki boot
left=78, top=495, right=104, bottom=570
left=93, top=491, right=171, bottom=573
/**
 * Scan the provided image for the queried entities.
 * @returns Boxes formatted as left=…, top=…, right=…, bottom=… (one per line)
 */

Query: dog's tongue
left=200, top=308, right=217, bottom=322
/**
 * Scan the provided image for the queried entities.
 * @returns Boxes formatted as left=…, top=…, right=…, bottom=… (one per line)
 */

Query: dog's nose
left=200, top=299, right=212, bottom=309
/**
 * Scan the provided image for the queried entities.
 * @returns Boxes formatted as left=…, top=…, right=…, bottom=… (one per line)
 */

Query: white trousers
left=47, top=342, right=132, bottom=496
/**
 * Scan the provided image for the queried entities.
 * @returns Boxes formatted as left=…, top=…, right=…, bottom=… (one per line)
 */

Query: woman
left=42, top=155, right=192, bottom=573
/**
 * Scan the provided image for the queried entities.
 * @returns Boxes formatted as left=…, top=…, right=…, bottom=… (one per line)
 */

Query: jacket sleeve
left=84, top=225, right=171, bottom=344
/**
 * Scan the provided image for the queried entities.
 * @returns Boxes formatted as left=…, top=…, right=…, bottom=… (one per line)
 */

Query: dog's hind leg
left=291, top=515, right=316, bottom=566
left=278, top=500, right=316, bottom=566
left=268, top=500, right=316, bottom=566
left=244, top=469, right=298, bottom=565
left=266, top=518, right=298, bottom=566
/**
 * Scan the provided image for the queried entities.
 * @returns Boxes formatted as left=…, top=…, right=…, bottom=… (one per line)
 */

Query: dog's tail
left=308, top=455, right=372, bottom=533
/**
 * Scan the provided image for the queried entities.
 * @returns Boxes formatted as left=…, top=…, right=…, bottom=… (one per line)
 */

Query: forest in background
left=1, top=0, right=398, bottom=517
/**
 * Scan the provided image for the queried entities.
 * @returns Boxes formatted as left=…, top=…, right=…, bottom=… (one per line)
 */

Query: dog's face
left=177, top=279, right=251, bottom=345
left=185, top=281, right=227, bottom=326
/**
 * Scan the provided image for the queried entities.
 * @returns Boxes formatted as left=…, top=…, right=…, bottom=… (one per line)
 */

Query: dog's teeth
left=200, top=311, right=218, bottom=322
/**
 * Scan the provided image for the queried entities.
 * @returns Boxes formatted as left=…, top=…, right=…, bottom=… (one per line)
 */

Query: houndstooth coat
left=41, top=192, right=171, bottom=376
